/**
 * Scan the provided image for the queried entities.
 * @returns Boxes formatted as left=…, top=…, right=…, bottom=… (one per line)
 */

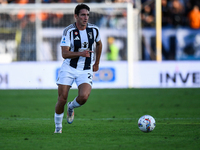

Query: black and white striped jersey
left=60, top=23, right=101, bottom=70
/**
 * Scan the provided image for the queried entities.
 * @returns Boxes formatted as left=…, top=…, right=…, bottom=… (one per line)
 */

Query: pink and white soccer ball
left=138, top=115, right=156, bottom=132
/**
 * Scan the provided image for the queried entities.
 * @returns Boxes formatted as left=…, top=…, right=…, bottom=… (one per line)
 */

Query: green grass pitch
left=0, top=88, right=200, bottom=150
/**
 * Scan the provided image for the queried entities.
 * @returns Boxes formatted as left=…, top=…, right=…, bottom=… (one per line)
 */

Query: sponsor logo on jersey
left=82, top=42, right=88, bottom=48
left=74, top=36, right=80, bottom=40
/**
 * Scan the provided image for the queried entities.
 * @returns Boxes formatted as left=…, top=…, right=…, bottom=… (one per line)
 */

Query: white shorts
left=56, top=64, right=93, bottom=87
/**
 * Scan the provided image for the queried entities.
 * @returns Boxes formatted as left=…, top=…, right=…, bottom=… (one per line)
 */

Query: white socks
left=69, top=97, right=81, bottom=109
left=54, top=97, right=81, bottom=128
left=54, top=113, right=64, bottom=128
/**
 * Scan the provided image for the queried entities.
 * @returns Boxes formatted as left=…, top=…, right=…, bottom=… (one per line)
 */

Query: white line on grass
left=0, top=117, right=200, bottom=121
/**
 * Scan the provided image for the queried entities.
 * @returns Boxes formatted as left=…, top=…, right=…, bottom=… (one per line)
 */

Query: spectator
left=169, top=0, right=185, bottom=27
left=162, top=0, right=170, bottom=27
left=141, top=5, right=154, bottom=27
left=107, top=37, right=119, bottom=61
left=188, top=5, right=200, bottom=29
left=0, top=0, right=8, bottom=4
left=15, top=0, right=29, bottom=4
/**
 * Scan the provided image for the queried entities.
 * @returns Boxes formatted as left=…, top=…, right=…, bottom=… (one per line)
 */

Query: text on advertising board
left=160, top=72, right=200, bottom=84
left=93, top=67, right=115, bottom=82
left=55, top=67, right=115, bottom=82
left=0, top=74, right=8, bottom=85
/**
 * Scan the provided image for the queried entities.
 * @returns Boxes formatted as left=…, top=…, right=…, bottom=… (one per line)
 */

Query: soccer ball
left=138, top=115, right=156, bottom=132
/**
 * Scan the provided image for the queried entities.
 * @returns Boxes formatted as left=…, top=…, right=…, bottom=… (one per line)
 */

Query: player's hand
left=93, top=63, right=99, bottom=72
left=81, top=50, right=93, bottom=57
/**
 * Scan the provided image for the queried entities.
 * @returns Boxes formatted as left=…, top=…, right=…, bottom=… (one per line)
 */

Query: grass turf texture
left=0, top=88, right=199, bottom=150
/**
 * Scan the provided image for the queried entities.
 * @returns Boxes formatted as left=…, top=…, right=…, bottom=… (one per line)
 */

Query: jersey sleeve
left=95, top=27, right=101, bottom=42
left=60, top=30, right=71, bottom=47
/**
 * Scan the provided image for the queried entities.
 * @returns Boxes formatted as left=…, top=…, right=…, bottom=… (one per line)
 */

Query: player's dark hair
left=74, top=3, right=90, bottom=15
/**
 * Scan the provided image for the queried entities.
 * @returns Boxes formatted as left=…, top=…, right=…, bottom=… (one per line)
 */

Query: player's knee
left=78, top=94, right=89, bottom=105
left=58, top=96, right=67, bottom=105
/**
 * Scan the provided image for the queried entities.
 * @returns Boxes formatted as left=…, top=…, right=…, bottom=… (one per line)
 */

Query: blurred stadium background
left=0, top=0, right=200, bottom=89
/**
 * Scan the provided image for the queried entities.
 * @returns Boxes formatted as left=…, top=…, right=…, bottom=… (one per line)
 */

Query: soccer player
left=54, top=3, right=102, bottom=133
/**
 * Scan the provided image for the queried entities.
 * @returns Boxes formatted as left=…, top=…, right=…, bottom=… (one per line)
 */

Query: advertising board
left=0, top=61, right=128, bottom=89
left=0, top=61, right=200, bottom=89
left=133, top=61, right=200, bottom=88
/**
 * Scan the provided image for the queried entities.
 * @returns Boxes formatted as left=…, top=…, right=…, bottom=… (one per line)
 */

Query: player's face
left=75, top=9, right=89, bottom=27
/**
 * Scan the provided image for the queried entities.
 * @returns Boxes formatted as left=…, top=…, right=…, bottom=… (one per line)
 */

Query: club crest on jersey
left=88, top=32, right=93, bottom=39
left=82, top=42, right=88, bottom=48
left=75, top=32, right=78, bottom=35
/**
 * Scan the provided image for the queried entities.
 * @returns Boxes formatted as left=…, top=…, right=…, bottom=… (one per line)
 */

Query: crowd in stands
left=141, top=0, right=200, bottom=29
left=0, top=0, right=200, bottom=29
left=0, top=0, right=103, bottom=4
left=1, top=0, right=199, bottom=61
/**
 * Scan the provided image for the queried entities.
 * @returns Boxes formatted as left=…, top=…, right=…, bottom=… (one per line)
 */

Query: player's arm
left=93, top=40, right=102, bottom=72
left=61, top=46, right=92, bottom=59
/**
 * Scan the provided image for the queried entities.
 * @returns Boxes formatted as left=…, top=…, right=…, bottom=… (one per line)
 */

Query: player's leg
left=77, top=83, right=92, bottom=105
left=67, top=71, right=92, bottom=124
left=54, top=84, right=71, bottom=133
left=67, top=83, right=91, bottom=124
left=55, top=84, right=71, bottom=113
left=55, top=65, right=75, bottom=130
left=69, top=83, right=92, bottom=107
left=68, top=71, right=92, bottom=109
